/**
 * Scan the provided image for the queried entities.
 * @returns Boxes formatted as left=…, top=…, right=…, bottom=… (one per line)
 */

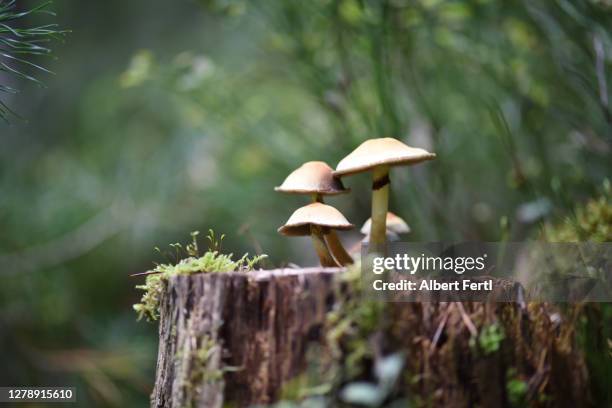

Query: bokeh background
left=1, top=0, right=610, bottom=406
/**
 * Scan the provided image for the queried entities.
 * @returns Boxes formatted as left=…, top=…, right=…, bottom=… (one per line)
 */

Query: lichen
left=133, top=230, right=267, bottom=321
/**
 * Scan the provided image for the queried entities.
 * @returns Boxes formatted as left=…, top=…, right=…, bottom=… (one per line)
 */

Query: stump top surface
left=249, top=267, right=345, bottom=280
left=167, top=267, right=346, bottom=283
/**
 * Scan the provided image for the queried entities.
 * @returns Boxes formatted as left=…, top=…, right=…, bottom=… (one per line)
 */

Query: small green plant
left=471, top=323, right=505, bottom=355
left=506, top=369, right=528, bottom=407
left=205, top=229, right=225, bottom=253
left=133, top=230, right=267, bottom=321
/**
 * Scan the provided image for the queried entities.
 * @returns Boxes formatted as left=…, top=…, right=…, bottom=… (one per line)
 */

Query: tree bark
left=150, top=268, right=589, bottom=407
left=151, top=268, right=339, bottom=408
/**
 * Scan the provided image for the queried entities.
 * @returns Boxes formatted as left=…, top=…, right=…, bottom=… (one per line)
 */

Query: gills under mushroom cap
left=360, top=212, right=411, bottom=235
left=333, top=137, right=436, bottom=177
left=278, top=202, right=354, bottom=236
left=275, top=161, right=349, bottom=195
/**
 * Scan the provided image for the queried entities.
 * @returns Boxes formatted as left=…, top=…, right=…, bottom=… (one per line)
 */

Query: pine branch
left=0, top=0, right=66, bottom=121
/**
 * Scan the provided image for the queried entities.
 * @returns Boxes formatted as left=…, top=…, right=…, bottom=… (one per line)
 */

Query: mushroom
left=349, top=212, right=409, bottom=256
left=278, top=202, right=353, bottom=267
left=360, top=212, right=411, bottom=236
left=349, top=231, right=401, bottom=258
left=334, top=138, right=435, bottom=251
left=276, top=161, right=354, bottom=265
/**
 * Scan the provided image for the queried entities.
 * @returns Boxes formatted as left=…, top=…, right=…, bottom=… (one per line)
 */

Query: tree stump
left=150, top=268, right=589, bottom=408
left=151, top=268, right=340, bottom=408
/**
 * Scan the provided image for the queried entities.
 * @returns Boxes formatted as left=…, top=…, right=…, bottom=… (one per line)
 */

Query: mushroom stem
left=370, top=166, right=389, bottom=252
left=313, top=194, right=353, bottom=265
left=310, top=226, right=338, bottom=267
left=325, top=231, right=354, bottom=265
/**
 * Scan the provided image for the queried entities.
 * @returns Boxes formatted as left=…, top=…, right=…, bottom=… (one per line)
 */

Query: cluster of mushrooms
left=276, top=137, right=435, bottom=266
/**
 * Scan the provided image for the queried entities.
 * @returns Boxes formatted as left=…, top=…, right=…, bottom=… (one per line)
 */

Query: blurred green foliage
left=1, top=0, right=611, bottom=406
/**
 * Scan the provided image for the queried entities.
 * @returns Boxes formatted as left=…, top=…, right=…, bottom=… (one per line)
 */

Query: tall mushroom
left=334, top=138, right=435, bottom=251
left=275, top=161, right=354, bottom=265
left=278, top=202, right=354, bottom=267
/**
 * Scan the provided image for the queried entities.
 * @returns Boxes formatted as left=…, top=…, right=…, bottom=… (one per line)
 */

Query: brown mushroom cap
left=278, top=202, right=354, bottom=236
left=275, top=161, right=349, bottom=195
left=334, top=138, right=436, bottom=177
left=360, top=212, right=411, bottom=235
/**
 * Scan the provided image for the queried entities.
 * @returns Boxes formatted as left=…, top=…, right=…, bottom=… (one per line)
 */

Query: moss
left=133, top=230, right=267, bottom=321
left=542, top=180, right=611, bottom=242
left=180, top=334, right=243, bottom=407
left=188, top=335, right=224, bottom=385
left=133, top=274, right=164, bottom=321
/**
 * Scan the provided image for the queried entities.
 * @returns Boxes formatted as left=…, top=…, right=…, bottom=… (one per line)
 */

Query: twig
left=455, top=302, right=478, bottom=337
left=129, top=270, right=162, bottom=277
left=593, top=33, right=611, bottom=124
left=430, top=303, right=454, bottom=352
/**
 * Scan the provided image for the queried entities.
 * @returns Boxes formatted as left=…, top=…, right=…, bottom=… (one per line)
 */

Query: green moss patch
left=133, top=230, right=267, bottom=321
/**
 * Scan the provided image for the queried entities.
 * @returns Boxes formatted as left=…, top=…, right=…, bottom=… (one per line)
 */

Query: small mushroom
left=334, top=138, right=435, bottom=251
left=275, top=161, right=349, bottom=197
left=360, top=212, right=411, bottom=236
left=350, top=213, right=409, bottom=255
left=349, top=231, right=401, bottom=258
left=278, top=202, right=353, bottom=267
left=275, top=161, right=354, bottom=265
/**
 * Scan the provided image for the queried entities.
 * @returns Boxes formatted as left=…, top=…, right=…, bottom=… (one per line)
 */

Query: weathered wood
left=151, top=268, right=340, bottom=408
left=151, top=269, right=589, bottom=407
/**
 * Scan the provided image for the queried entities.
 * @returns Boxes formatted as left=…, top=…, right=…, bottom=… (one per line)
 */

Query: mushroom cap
left=360, top=212, right=411, bottom=235
left=278, top=202, right=354, bottom=236
left=334, top=138, right=435, bottom=177
left=275, top=161, right=349, bottom=195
